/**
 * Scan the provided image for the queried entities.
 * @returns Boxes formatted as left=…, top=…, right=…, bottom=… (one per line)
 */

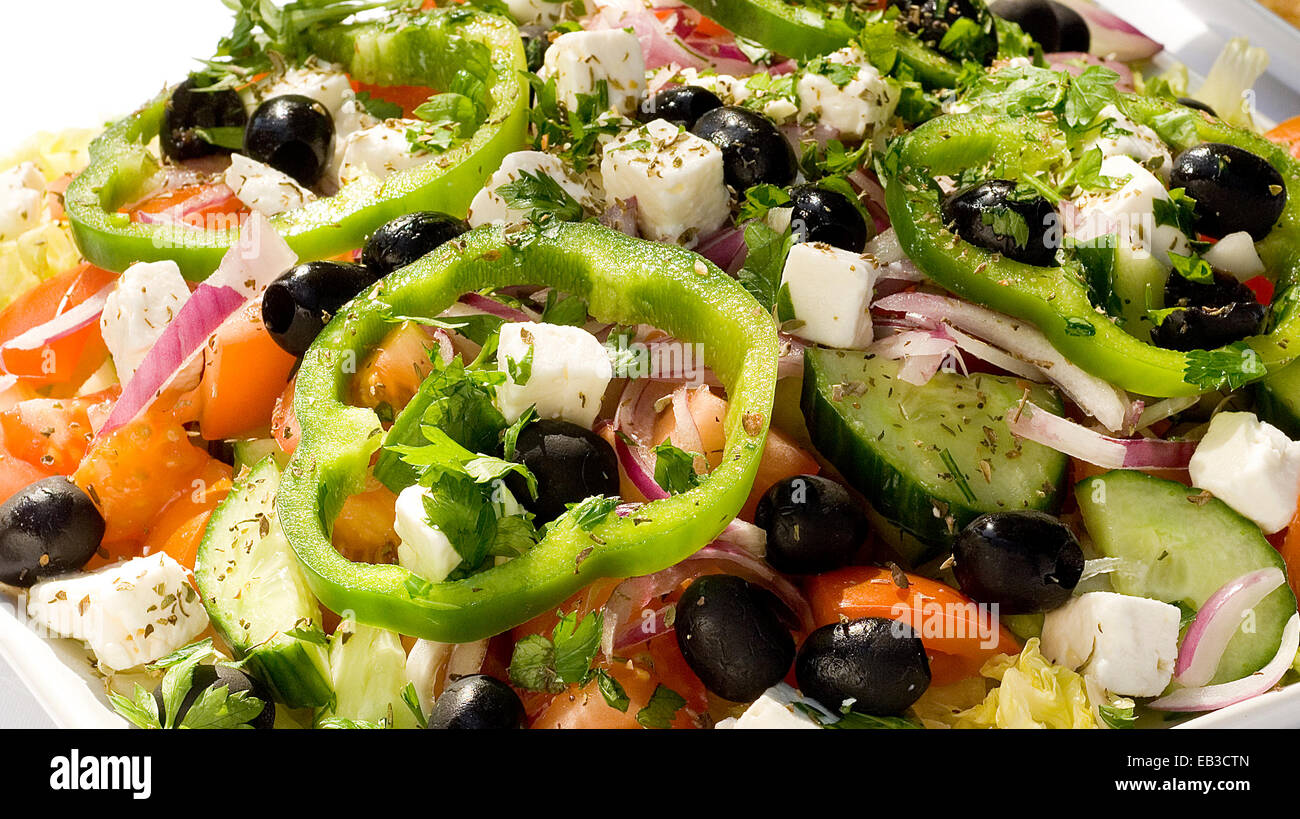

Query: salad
left=3, top=0, right=1300, bottom=731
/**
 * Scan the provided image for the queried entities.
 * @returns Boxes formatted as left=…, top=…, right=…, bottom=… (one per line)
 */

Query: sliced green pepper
left=883, top=95, right=1300, bottom=397
left=65, top=8, right=527, bottom=280
left=277, top=222, right=779, bottom=642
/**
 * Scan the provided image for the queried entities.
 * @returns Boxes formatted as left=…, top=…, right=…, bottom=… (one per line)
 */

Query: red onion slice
left=614, top=431, right=670, bottom=501
left=600, top=197, right=639, bottom=236
left=457, top=292, right=536, bottom=323
left=0, top=282, right=115, bottom=354
left=695, top=226, right=747, bottom=273
left=1150, top=614, right=1299, bottom=713
left=1007, top=400, right=1198, bottom=469
left=1175, top=568, right=1286, bottom=688
left=132, top=183, right=239, bottom=226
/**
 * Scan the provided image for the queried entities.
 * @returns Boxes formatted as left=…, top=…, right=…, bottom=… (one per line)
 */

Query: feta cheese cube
left=467, top=151, right=593, bottom=227
left=1189, top=411, right=1300, bottom=533
left=259, top=65, right=354, bottom=122
left=336, top=120, right=429, bottom=187
left=1070, top=155, right=1189, bottom=266
left=1040, top=591, right=1180, bottom=697
left=495, top=321, right=613, bottom=427
left=714, top=683, right=836, bottom=729
left=541, top=30, right=646, bottom=117
left=600, top=119, right=731, bottom=246
left=99, top=260, right=194, bottom=384
left=796, top=48, right=898, bottom=140
left=507, top=0, right=564, bottom=27
left=26, top=553, right=210, bottom=673
left=779, top=242, right=878, bottom=349
left=1088, top=104, right=1174, bottom=181
left=225, top=153, right=316, bottom=217
left=394, top=484, right=463, bottom=583
left=0, top=162, right=46, bottom=241
left=327, top=98, right=380, bottom=183
left=1203, top=230, right=1266, bottom=280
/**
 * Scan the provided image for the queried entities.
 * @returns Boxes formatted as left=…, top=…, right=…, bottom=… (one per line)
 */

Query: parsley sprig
left=108, top=639, right=267, bottom=730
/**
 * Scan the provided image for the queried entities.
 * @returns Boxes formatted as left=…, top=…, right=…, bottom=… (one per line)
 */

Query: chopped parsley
left=508, top=608, right=604, bottom=693
left=635, top=684, right=687, bottom=729
left=652, top=441, right=703, bottom=495
left=1183, top=341, right=1267, bottom=391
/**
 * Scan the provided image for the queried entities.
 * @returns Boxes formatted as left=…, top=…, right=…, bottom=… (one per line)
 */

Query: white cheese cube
left=337, top=120, right=429, bottom=187
left=715, top=683, right=836, bottom=729
left=467, top=151, right=593, bottom=227
left=1189, top=411, right=1300, bottom=533
left=495, top=321, right=613, bottom=427
left=225, top=153, right=316, bottom=217
left=0, top=162, right=46, bottom=241
left=779, top=242, right=877, bottom=349
left=394, top=484, right=463, bottom=583
left=26, top=553, right=210, bottom=673
left=260, top=66, right=354, bottom=122
left=507, top=0, right=563, bottom=27
left=1088, top=104, right=1174, bottom=181
left=599, top=119, right=731, bottom=247
left=1041, top=591, right=1180, bottom=697
left=327, top=99, right=380, bottom=183
left=541, top=29, right=646, bottom=117
left=796, top=47, right=898, bottom=140
left=1203, top=230, right=1266, bottom=280
left=1070, top=155, right=1189, bottom=266
left=99, top=259, right=195, bottom=385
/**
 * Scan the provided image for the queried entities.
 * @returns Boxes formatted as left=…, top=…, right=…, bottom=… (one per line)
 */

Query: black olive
left=0, top=478, right=103, bottom=587
left=361, top=211, right=471, bottom=277
left=754, top=475, right=869, bottom=574
left=261, top=261, right=379, bottom=356
left=520, top=26, right=550, bottom=73
left=638, top=85, right=724, bottom=129
left=1169, top=142, right=1287, bottom=240
left=1165, top=268, right=1259, bottom=309
left=1049, top=0, right=1089, bottom=51
left=787, top=185, right=870, bottom=252
left=675, top=575, right=796, bottom=702
left=989, top=0, right=1061, bottom=51
left=942, top=179, right=1061, bottom=266
left=952, top=511, right=1084, bottom=614
left=160, top=77, right=247, bottom=162
left=506, top=419, right=620, bottom=524
left=244, top=94, right=335, bottom=187
left=889, top=0, right=998, bottom=64
left=427, top=675, right=526, bottom=729
left=691, top=106, right=798, bottom=191
left=1177, top=97, right=1217, bottom=118
left=1150, top=267, right=1266, bottom=351
left=795, top=617, right=931, bottom=715
left=153, top=664, right=275, bottom=729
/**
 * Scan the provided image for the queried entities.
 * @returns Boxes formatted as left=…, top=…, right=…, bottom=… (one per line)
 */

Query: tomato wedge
left=0, top=388, right=119, bottom=475
left=0, top=263, right=117, bottom=386
left=1266, top=115, right=1300, bottom=159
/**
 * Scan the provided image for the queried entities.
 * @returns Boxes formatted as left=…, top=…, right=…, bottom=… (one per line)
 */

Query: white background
left=3, top=0, right=1300, bottom=728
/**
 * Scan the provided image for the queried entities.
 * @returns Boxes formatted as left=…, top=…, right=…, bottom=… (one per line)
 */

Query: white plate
left=5, top=0, right=1300, bottom=729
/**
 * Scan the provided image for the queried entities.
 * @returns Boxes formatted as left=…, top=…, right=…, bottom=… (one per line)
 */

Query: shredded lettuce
left=1195, top=36, right=1270, bottom=129
left=950, top=638, right=1097, bottom=729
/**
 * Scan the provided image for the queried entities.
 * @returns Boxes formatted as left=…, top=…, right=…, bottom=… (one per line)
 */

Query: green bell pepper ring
left=65, top=8, right=527, bottom=281
left=883, top=95, right=1300, bottom=398
left=277, top=222, right=780, bottom=642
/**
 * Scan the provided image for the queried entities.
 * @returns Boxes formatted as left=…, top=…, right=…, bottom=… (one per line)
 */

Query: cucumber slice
left=801, top=349, right=1069, bottom=564
left=1075, top=469, right=1298, bottom=685
left=1255, top=359, right=1300, bottom=440
left=195, top=457, right=333, bottom=708
left=233, top=438, right=289, bottom=473
left=1112, top=247, right=1167, bottom=340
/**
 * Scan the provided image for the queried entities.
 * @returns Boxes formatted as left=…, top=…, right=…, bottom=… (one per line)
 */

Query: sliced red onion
left=669, top=385, right=704, bottom=457
left=716, top=518, right=766, bottom=557
left=589, top=0, right=755, bottom=74
left=0, top=282, right=115, bottom=355
left=777, top=333, right=805, bottom=381
left=1135, top=395, right=1200, bottom=432
left=1045, top=51, right=1136, bottom=91
left=695, top=226, right=746, bottom=273
left=600, top=197, right=639, bottom=236
left=942, top=324, right=1045, bottom=381
left=614, top=431, right=670, bottom=501
left=1051, top=0, right=1163, bottom=61
left=848, top=169, right=891, bottom=234
left=458, top=292, right=536, bottom=323
left=132, top=183, right=239, bottom=226
left=1007, top=400, right=1198, bottom=469
left=1175, top=568, right=1287, bottom=688
left=1150, top=614, right=1299, bottom=713
left=871, top=329, right=958, bottom=361
left=613, top=604, right=675, bottom=651
left=873, top=291, right=1133, bottom=432
left=96, top=213, right=296, bottom=439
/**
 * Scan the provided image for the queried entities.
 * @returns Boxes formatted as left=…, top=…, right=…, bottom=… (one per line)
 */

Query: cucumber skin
left=1076, top=470, right=1298, bottom=685
left=195, top=458, right=333, bottom=709
left=801, top=349, right=1068, bottom=564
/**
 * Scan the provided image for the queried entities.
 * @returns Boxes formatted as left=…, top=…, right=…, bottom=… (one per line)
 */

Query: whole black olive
left=691, top=106, right=798, bottom=191
left=989, top=0, right=1062, bottom=51
left=506, top=419, right=620, bottom=524
left=952, top=510, right=1084, bottom=614
left=1050, top=0, right=1089, bottom=52
left=153, top=664, right=275, bottom=729
left=889, top=0, right=998, bottom=64
left=1177, top=97, right=1217, bottom=118
left=0, top=478, right=104, bottom=587
left=1170, top=142, right=1287, bottom=240
left=754, top=474, right=869, bottom=574
left=361, top=211, right=471, bottom=277
left=1151, top=269, right=1267, bottom=351
left=427, top=675, right=526, bottom=729
left=675, top=574, right=796, bottom=702
left=942, top=179, right=1061, bottom=266
left=787, top=185, right=870, bottom=252
left=261, top=261, right=380, bottom=356
left=795, top=617, right=931, bottom=715
left=161, top=77, right=247, bottom=162
left=638, top=85, right=724, bottom=129
left=244, top=94, right=335, bottom=187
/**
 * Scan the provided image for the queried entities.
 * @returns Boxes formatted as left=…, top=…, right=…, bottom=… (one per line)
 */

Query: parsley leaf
left=738, top=184, right=792, bottom=224
left=595, top=669, right=631, bottom=712
left=178, top=684, right=266, bottom=730
left=524, top=73, right=622, bottom=173
left=505, top=343, right=534, bottom=387
left=565, top=495, right=621, bottom=531
left=736, top=221, right=794, bottom=312
left=354, top=90, right=403, bottom=120
left=1153, top=187, right=1198, bottom=236
left=406, top=92, right=477, bottom=154
left=653, top=441, right=703, bottom=495
left=1098, top=700, right=1137, bottom=729
left=1063, top=65, right=1121, bottom=128
left=508, top=609, right=605, bottom=693
left=401, top=682, right=428, bottom=728
left=635, top=685, right=686, bottom=729
left=1167, top=251, right=1215, bottom=284
left=501, top=405, right=538, bottom=462
left=497, top=169, right=585, bottom=240
left=1183, top=341, right=1267, bottom=391
left=539, top=290, right=589, bottom=327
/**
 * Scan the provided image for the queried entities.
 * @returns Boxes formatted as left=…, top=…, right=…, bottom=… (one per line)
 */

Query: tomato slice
left=0, top=388, right=119, bottom=475
left=1266, top=115, right=1300, bottom=160
left=271, top=378, right=300, bottom=456
left=0, top=442, right=56, bottom=505
left=807, top=566, right=1022, bottom=686
left=127, top=183, right=248, bottom=229
left=1243, top=275, right=1275, bottom=306
left=197, top=300, right=297, bottom=440
left=0, top=263, right=117, bottom=385
left=350, top=80, right=440, bottom=119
